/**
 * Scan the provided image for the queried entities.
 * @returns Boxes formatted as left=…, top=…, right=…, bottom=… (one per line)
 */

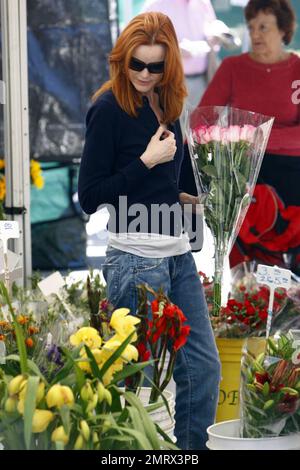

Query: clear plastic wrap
left=185, top=106, right=274, bottom=315
left=240, top=331, right=300, bottom=437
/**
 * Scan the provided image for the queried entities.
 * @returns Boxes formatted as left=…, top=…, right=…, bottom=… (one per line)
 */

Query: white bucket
left=207, top=419, right=300, bottom=450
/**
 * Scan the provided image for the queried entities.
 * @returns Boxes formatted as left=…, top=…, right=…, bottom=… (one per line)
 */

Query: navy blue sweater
left=78, top=90, right=184, bottom=234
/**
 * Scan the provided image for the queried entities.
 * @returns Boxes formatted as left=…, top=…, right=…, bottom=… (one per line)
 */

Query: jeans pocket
left=135, top=256, right=165, bottom=273
left=102, top=262, right=120, bottom=306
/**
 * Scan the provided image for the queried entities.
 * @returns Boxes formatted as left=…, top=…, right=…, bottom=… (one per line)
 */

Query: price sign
left=256, top=264, right=291, bottom=289
left=256, top=264, right=292, bottom=339
left=0, top=221, right=20, bottom=242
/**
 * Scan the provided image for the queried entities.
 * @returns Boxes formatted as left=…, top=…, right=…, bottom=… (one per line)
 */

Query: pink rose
left=226, top=125, right=241, bottom=142
left=240, top=125, right=257, bottom=143
left=208, top=125, right=222, bottom=142
left=193, top=125, right=211, bottom=144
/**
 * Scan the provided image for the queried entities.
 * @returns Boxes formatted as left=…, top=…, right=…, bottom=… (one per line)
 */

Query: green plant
left=0, top=282, right=177, bottom=450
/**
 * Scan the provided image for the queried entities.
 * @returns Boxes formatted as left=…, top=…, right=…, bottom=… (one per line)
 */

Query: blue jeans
left=102, top=248, right=221, bottom=450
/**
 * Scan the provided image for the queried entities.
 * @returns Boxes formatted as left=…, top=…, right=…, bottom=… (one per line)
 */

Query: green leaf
left=59, top=406, right=71, bottom=435
left=123, top=391, right=161, bottom=450
left=5, top=355, right=47, bottom=384
left=0, top=282, right=28, bottom=374
left=24, top=376, right=40, bottom=450
left=110, top=361, right=154, bottom=385
left=84, top=345, right=102, bottom=380
left=59, top=347, right=85, bottom=390
left=202, top=164, right=218, bottom=178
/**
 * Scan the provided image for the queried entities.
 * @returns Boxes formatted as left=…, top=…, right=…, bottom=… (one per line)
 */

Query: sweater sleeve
left=78, top=99, right=150, bottom=215
left=199, top=57, right=233, bottom=107
left=267, top=124, right=300, bottom=151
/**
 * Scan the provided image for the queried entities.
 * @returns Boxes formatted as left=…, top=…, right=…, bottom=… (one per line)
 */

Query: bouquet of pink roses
left=186, top=106, right=274, bottom=316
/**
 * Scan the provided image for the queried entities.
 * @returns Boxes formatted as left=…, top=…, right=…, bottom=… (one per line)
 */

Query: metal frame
left=1, top=0, right=31, bottom=285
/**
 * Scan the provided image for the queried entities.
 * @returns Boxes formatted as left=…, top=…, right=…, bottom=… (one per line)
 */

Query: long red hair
left=93, top=12, right=187, bottom=124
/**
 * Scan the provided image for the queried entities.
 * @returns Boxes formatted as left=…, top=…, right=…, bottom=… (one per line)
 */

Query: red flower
left=137, top=342, right=151, bottom=362
left=258, top=309, right=268, bottom=321
left=173, top=325, right=191, bottom=351
left=255, top=372, right=270, bottom=385
left=151, top=300, right=160, bottom=313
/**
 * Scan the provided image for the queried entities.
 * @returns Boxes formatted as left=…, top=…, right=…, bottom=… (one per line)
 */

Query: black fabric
left=258, top=153, right=300, bottom=206
left=178, top=144, right=203, bottom=252
left=78, top=90, right=184, bottom=236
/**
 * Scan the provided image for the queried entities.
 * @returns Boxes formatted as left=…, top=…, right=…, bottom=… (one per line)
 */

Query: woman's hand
left=179, top=192, right=201, bottom=214
left=140, top=125, right=177, bottom=169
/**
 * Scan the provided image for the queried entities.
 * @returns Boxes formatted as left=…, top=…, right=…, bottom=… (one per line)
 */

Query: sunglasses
left=129, top=57, right=165, bottom=74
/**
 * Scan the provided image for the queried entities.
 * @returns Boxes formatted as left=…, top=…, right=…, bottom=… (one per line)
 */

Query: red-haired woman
left=78, top=12, right=220, bottom=450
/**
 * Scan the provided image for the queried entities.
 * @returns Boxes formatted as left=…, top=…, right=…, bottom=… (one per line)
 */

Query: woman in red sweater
left=200, top=0, right=300, bottom=207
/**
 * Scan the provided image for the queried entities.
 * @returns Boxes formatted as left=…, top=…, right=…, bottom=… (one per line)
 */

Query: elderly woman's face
left=248, top=10, right=284, bottom=58
left=128, top=44, right=165, bottom=96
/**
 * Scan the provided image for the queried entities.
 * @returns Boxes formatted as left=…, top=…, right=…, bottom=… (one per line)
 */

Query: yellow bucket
left=215, top=338, right=244, bottom=422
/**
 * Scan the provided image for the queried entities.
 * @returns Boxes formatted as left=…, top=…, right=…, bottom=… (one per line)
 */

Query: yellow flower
left=34, top=175, right=44, bottom=189
left=0, top=177, right=5, bottom=201
left=0, top=159, right=5, bottom=170
left=32, top=409, right=54, bottom=433
left=4, top=397, right=18, bottom=413
left=80, top=382, right=94, bottom=402
left=51, top=426, right=69, bottom=445
left=96, top=338, right=138, bottom=385
left=70, top=327, right=102, bottom=349
left=80, top=420, right=90, bottom=441
left=78, top=347, right=102, bottom=373
left=46, top=384, right=74, bottom=409
left=74, top=434, right=84, bottom=450
left=110, top=308, right=140, bottom=342
left=8, top=375, right=27, bottom=396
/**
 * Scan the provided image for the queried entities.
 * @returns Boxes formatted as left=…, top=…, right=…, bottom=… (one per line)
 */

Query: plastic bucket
left=216, top=338, right=244, bottom=422
left=207, top=419, right=300, bottom=450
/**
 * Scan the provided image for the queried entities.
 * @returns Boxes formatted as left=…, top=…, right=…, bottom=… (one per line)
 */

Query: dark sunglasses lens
left=129, top=58, right=164, bottom=74
left=129, top=58, right=145, bottom=72
left=148, top=62, right=165, bottom=74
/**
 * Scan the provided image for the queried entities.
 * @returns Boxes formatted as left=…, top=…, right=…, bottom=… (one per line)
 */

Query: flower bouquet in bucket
left=185, top=106, right=274, bottom=316
left=240, top=330, right=300, bottom=438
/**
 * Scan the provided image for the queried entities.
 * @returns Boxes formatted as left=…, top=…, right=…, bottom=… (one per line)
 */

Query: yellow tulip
left=4, top=397, right=18, bottom=413
left=97, top=381, right=106, bottom=403
left=80, top=382, right=94, bottom=402
left=17, top=399, right=25, bottom=415
left=51, top=426, right=69, bottom=445
left=104, top=389, right=112, bottom=407
left=86, top=393, right=98, bottom=413
left=46, top=384, right=74, bottom=409
left=74, top=434, right=84, bottom=450
left=80, top=420, right=90, bottom=441
left=70, top=327, right=102, bottom=349
left=32, top=409, right=54, bottom=433
left=8, top=375, right=27, bottom=396
left=110, top=308, right=140, bottom=342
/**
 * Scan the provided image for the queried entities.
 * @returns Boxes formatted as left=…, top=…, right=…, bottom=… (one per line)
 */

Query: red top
left=199, top=53, right=300, bottom=156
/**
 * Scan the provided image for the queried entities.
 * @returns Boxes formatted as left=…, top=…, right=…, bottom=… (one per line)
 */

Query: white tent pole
left=1, top=0, right=32, bottom=286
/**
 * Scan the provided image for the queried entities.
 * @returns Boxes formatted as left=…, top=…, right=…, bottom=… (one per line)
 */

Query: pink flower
left=193, top=125, right=211, bottom=144
left=226, top=125, right=241, bottom=142
left=208, top=125, right=222, bottom=142
left=240, top=125, right=256, bottom=143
